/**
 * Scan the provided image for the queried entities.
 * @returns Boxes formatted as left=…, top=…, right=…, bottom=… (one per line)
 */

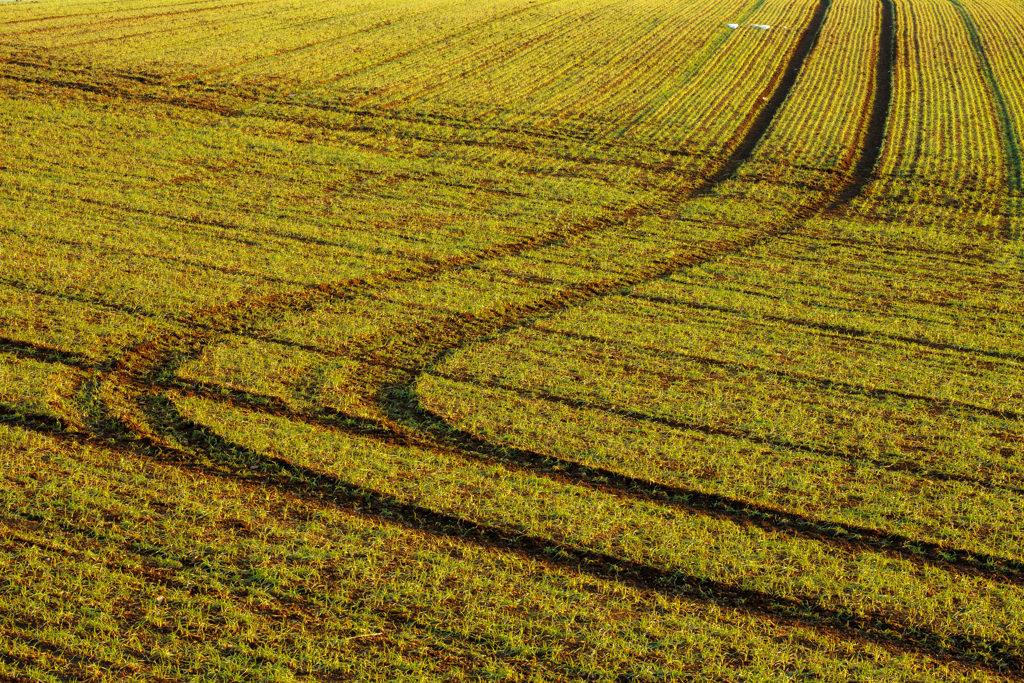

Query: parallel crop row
left=455, top=0, right=754, bottom=142
left=880, top=0, right=1004, bottom=186
left=857, top=0, right=1008, bottom=237
left=747, top=0, right=880, bottom=180
left=615, top=0, right=818, bottom=155
left=2, top=0, right=1023, bottom=679
left=952, top=0, right=1024, bottom=255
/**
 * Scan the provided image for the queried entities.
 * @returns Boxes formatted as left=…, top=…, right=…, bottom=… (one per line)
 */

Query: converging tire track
left=5, top=330, right=1021, bottom=583
left=8, top=0, right=1018, bottom=673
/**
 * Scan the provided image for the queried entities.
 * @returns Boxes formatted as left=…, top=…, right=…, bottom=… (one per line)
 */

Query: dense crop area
left=1, top=0, right=1022, bottom=680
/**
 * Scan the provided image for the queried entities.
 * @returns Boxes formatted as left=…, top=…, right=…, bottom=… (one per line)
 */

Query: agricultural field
left=1, top=0, right=1022, bottom=679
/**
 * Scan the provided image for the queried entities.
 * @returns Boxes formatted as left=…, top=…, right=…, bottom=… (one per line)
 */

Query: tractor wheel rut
left=7, top=1, right=1016, bottom=672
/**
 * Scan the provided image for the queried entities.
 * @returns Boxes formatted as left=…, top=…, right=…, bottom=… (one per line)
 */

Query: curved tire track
left=6, top=394, right=1021, bottom=677
left=8, top=0, right=1014, bottom=672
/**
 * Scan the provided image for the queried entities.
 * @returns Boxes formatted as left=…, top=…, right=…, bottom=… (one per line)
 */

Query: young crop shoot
left=0, top=0, right=1021, bottom=680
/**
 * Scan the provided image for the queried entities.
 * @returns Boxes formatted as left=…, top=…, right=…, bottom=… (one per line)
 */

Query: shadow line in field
left=18, top=327, right=1007, bottom=603
left=181, top=10, right=410, bottom=84
left=0, top=403, right=77, bottom=436
left=378, top=0, right=647, bottom=114
left=164, top=378, right=394, bottom=440
left=3, top=0, right=266, bottom=39
left=2, top=512, right=190, bottom=600
left=2, top=50, right=692, bottom=171
left=184, top=200, right=674, bottom=338
left=2, top=0, right=840, bottom=362
left=0, top=277, right=184, bottom=327
left=0, top=70, right=242, bottom=116
left=76, top=196, right=399, bottom=255
left=0, top=626, right=137, bottom=680
left=2, top=507, right=348, bottom=640
left=0, top=336, right=96, bottom=372
left=32, top=235, right=310, bottom=289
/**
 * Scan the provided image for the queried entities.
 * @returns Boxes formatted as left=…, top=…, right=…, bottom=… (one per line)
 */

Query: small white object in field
left=727, top=23, right=739, bottom=28
left=751, top=24, right=771, bottom=30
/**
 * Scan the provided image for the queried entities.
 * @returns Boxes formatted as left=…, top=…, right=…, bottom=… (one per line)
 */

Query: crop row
left=747, top=0, right=879, bottom=180
left=420, top=0, right=757, bottom=142
left=611, top=0, right=818, bottom=155
left=857, top=0, right=1008, bottom=237
left=0, top=0, right=840, bottom=336
left=2, top=421, right=985, bottom=681
left=3, top=0, right=1023, bottom=678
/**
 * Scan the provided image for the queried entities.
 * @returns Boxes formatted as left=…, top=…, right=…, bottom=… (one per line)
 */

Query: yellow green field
left=1, top=0, right=1023, bottom=680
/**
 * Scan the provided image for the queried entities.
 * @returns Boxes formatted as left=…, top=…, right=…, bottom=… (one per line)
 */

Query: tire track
left=373, top=0, right=633, bottom=111
left=0, top=0, right=233, bottom=27
left=145, top=405, right=1023, bottom=678
left=343, top=0, right=884, bottom=468
left=0, top=70, right=241, bottom=116
left=31, top=235, right=309, bottom=289
left=693, top=0, right=832, bottom=194
left=426, top=368, right=1024, bottom=498
left=0, top=53, right=705, bottom=168
left=184, top=14, right=404, bottom=82
left=946, top=0, right=1022, bottom=243
left=103, top=0, right=904, bottom=574
left=4, top=399, right=1021, bottom=678
left=6, top=339, right=1020, bottom=584
left=14, top=0, right=1007, bottom=669
left=826, top=0, right=894, bottom=209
